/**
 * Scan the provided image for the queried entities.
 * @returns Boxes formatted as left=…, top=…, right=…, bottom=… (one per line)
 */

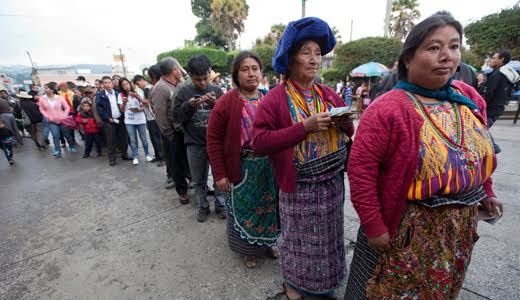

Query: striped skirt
left=279, top=169, right=346, bottom=295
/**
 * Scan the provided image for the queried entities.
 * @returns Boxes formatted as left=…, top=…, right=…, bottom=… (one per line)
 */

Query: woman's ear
left=403, top=55, right=411, bottom=71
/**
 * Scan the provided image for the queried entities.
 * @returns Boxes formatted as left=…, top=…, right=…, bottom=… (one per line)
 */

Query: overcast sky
left=0, top=0, right=517, bottom=72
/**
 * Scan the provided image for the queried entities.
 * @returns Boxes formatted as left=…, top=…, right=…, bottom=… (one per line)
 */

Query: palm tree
left=389, top=0, right=421, bottom=41
left=210, top=0, right=249, bottom=51
left=255, top=24, right=287, bottom=47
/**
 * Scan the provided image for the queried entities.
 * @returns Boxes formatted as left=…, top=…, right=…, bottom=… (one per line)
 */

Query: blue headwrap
left=394, top=78, right=479, bottom=111
left=272, top=17, right=336, bottom=75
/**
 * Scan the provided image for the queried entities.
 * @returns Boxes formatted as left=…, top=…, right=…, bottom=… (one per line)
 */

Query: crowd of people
left=1, top=10, right=515, bottom=300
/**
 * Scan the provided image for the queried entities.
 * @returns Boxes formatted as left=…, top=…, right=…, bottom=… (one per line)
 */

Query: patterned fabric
left=239, top=91, right=262, bottom=150
left=295, top=145, right=347, bottom=177
left=225, top=208, right=269, bottom=256
left=286, top=80, right=348, bottom=163
left=279, top=167, right=346, bottom=294
left=417, top=186, right=486, bottom=208
left=407, top=93, right=496, bottom=201
left=344, top=228, right=380, bottom=300
left=227, top=154, right=279, bottom=246
left=365, top=202, right=479, bottom=300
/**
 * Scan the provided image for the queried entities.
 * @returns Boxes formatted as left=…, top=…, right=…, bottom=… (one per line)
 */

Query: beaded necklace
left=407, top=91, right=480, bottom=171
left=407, top=91, right=464, bottom=150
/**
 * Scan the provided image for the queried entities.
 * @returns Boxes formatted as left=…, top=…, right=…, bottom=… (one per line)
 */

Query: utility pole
left=302, top=0, right=306, bottom=18
left=119, top=48, right=127, bottom=78
left=26, top=50, right=41, bottom=87
left=384, top=0, right=392, bottom=37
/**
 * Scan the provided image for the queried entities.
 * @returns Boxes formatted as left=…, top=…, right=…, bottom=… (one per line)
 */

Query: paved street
left=1, top=119, right=519, bottom=300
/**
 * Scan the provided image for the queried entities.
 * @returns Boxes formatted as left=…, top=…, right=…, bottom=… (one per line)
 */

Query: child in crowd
left=0, top=120, right=15, bottom=165
left=76, top=101, right=102, bottom=158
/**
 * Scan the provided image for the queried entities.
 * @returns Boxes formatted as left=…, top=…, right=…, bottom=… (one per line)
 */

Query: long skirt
left=345, top=202, right=479, bottom=300
left=279, top=170, right=346, bottom=295
left=226, top=155, right=279, bottom=256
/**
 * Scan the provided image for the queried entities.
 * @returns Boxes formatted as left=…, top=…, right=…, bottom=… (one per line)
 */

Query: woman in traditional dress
left=345, top=12, right=502, bottom=300
left=252, top=17, right=354, bottom=299
left=207, top=51, right=280, bottom=268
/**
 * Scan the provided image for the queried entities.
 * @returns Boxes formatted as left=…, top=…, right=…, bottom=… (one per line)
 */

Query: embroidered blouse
left=407, top=93, right=496, bottom=201
left=239, top=91, right=262, bottom=150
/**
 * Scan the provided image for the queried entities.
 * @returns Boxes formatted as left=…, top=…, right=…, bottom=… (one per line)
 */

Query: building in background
left=36, top=65, right=133, bottom=85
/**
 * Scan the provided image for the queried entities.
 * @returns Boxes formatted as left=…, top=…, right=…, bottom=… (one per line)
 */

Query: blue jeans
left=125, top=123, right=149, bottom=158
left=42, top=117, right=50, bottom=142
left=48, top=122, right=62, bottom=153
left=48, top=122, right=75, bottom=153
left=0, top=140, right=13, bottom=161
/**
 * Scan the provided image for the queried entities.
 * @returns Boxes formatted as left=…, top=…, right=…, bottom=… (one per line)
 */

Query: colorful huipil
left=407, top=93, right=496, bottom=200
left=286, top=80, right=348, bottom=163
left=226, top=91, right=279, bottom=256
left=365, top=92, right=496, bottom=300
left=239, top=93, right=260, bottom=150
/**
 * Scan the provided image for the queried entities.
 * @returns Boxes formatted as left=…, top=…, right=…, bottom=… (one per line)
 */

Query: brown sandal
left=243, top=256, right=257, bottom=268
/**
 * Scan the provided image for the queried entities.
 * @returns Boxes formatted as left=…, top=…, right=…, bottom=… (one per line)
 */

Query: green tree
left=461, top=48, right=484, bottom=70
left=333, top=37, right=402, bottom=77
left=191, top=0, right=227, bottom=49
left=464, top=6, right=520, bottom=58
left=157, top=47, right=230, bottom=74
left=255, top=23, right=287, bottom=47
left=332, top=26, right=342, bottom=44
left=389, top=0, right=421, bottom=41
left=252, top=45, right=277, bottom=75
left=322, top=68, right=344, bottom=84
left=210, top=0, right=249, bottom=51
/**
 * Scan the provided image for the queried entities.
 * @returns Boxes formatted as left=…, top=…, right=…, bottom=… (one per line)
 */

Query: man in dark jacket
left=173, top=55, right=226, bottom=222
left=0, top=90, right=23, bottom=145
left=483, top=49, right=516, bottom=126
left=18, top=91, right=45, bottom=149
left=95, top=76, right=130, bottom=166
left=482, top=49, right=519, bottom=153
left=151, top=58, right=190, bottom=199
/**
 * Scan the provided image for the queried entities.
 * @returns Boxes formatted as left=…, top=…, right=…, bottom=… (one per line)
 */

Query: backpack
left=499, top=65, right=520, bottom=99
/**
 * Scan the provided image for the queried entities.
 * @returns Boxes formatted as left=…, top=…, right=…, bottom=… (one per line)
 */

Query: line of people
left=1, top=11, right=506, bottom=300
left=147, top=13, right=502, bottom=300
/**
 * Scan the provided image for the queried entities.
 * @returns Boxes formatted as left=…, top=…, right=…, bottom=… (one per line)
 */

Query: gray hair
left=159, top=57, right=181, bottom=76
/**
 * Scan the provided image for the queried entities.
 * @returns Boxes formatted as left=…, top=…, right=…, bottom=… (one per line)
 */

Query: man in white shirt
left=95, top=76, right=131, bottom=166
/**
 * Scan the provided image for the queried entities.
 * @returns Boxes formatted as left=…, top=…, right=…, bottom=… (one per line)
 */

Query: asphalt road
left=1, top=119, right=518, bottom=300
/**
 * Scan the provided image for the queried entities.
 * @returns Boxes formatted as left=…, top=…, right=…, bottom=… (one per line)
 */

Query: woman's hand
left=480, top=197, right=503, bottom=218
left=367, top=232, right=390, bottom=253
left=216, top=177, right=231, bottom=193
left=303, top=112, right=331, bottom=133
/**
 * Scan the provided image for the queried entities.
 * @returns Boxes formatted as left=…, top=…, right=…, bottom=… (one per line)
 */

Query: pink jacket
left=39, top=95, right=70, bottom=124
left=348, top=80, right=495, bottom=239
